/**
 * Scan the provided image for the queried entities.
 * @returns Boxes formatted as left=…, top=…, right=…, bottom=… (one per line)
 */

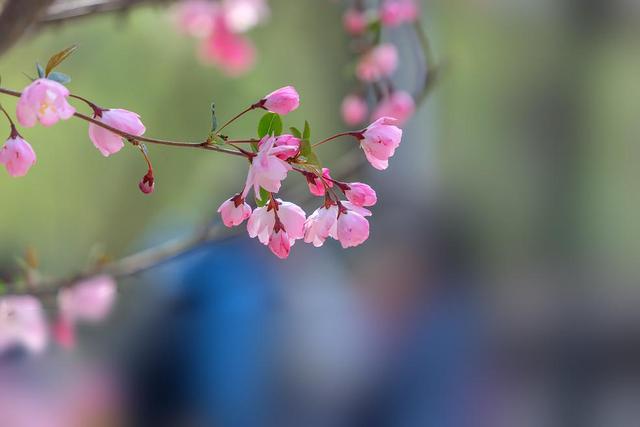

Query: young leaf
left=289, top=127, right=302, bottom=139
left=303, top=120, right=311, bottom=140
left=45, top=44, right=78, bottom=77
left=256, top=187, right=270, bottom=207
left=211, top=103, right=217, bottom=132
left=298, top=139, right=321, bottom=167
left=306, top=151, right=321, bottom=167
left=257, top=112, right=283, bottom=138
left=299, top=139, right=312, bottom=158
left=47, top=71, right=71, bottom=85
left=36, top=63, right=45, bottom=79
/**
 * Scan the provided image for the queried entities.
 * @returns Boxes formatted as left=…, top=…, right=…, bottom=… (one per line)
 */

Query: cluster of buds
left=172, top=0, right=269, bottom=76
left=217, top=86, right=402, bottom=259
left=339, top=0, right=420, bottom=128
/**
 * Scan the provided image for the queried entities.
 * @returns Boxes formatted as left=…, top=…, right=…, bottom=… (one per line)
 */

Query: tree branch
left=41, top=0, right=178, bottom=25
left=0, top=0, right=56, bottom=56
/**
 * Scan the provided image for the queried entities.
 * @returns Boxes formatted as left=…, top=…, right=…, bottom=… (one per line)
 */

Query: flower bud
left=0, top=134, right=36, bottom=177
left=139, top=170, right=155, bottom=194
left=260, top=86, right=300, bottom=114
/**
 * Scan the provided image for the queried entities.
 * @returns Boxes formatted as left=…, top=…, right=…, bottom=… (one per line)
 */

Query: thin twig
left=0, top=87, right=248, bottom=158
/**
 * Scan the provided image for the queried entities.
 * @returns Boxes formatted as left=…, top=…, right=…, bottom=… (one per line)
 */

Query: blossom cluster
left=0, top=44, right=404, bottom=354
left=214, top=86, right=403, bottom=259
left=1, top=49, right=401, bottom=261
left=339, top=0, right=420, bottom=128
left=173, top=0, right=269, bottom=76
left=0, top=275, right=117, bottom=355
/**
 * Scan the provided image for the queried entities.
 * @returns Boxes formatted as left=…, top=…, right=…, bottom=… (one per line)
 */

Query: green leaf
left=36, top=63, right=45, bottom=79
left=368, top=20, right=382, bottom=44
left=0, top=281, right=6, bottom=295
left=47, top=71, right=71, bottom=85
left=45, top=44, right=78, bottom=77
left=303, top=120, right=311, bottom=140
left=210, top=103, right=217, bottom=132
left=256, top=187, right=270, bottom=207
left=299, top=139, right=312, bottom=158
left=289, top=127, right=302, bottom=139
left=257, top=112, right=283, bottom=138
left=297, top=139, right=321, bottom=167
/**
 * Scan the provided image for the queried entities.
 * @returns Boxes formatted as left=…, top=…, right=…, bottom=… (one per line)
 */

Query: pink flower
left=222, top=0, right=269, bottom=33
left=16, top=78, right=75, bottom=127
left=218, top=194, right=252, bottom=227
left=268, top=229, right=291, bottom=259
left=173, top=0, right=218, bottom=38
left=334, top=202, right=371, bottom=248
left=89, top=108, right=146, bottom=157
left=247, top=199, right=306, bottom=258
left=199, top=14, right=256, bottom=76
left=356, top=43, right=398, bottom=82
left=371, top=91, right=415, bottom=126
left=306, top=168, right=333, bottom=196
left=344, top=182, right=377, bottom=207
left=380, top=0, right=420, bottom=27
left=259, top=134, right=300, bottom=160
left=303, top=204, right=339, bottom=247
left=341, top=94, right=368, bottom=126
left=358, top=117, right=403, bottom=170
left=58, top=275, right=117, bottom=323
left=243, top=136, right=293, bottom=198
left=0, top=296, right=48, bottom=355
left=0, top=134, right=36, bottom=177
left=260, top=86, right=300, bottom=115
left=52, top=316, right=76, bottom=349
left=139, top=170, right=155, bottom=194
left=343, top=9, right=368, bottom=35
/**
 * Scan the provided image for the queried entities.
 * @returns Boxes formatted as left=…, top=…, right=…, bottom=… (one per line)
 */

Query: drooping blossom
left=303, top=204, right=339, bottom=247
left=358, top=117, right=403, bottom=170
left=0, top=134, right=36, bottom=177
left=341, top=94, right=368, bottom=126
left=173, top=0, right=218, bottom=38
left=260, top=86, right=300, bottom=115
left=247, top=199, right=306, bottom=258
left=304, top=201, right=371, bottom=248
left=268, top=229, right=290, bottom=259
left=199, top=13, right=256, bottom=76
left=380, top=0, right=420, bottom=27
left=58, top=275, right=117, bottom=323
left=139, top=170, right=155, bottom=194
left=371, top=91, right=415, bottom=126
left=243, top=136, right=294, bottom=198
left=16, top=78, right=75, bottom=127
left=259, top=133, right=300, bottom=160
left=222, top=0, right=269, bottom=33
left=88, top=108, right=146, bottom=157
left=343, top=9, right=368, bottom=35
left=218, top=193, right=252, bottom=227
left=306, top=168, right=333, bottom=196
left=356, top=43, right=398, bottom=82
left=334, top=201, right=371, bottom=248
left=343, top=182, right=377, bottom=207
left=0, top=296, right=48, bottom=355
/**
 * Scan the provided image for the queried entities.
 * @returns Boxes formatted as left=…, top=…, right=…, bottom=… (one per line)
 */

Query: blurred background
left=1, top=0, right=640, bottom=426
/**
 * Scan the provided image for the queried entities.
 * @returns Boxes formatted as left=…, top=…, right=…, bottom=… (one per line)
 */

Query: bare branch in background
left=41, top=0, right=177, bottom=25
left=0, top=0, right=55, bottom=56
